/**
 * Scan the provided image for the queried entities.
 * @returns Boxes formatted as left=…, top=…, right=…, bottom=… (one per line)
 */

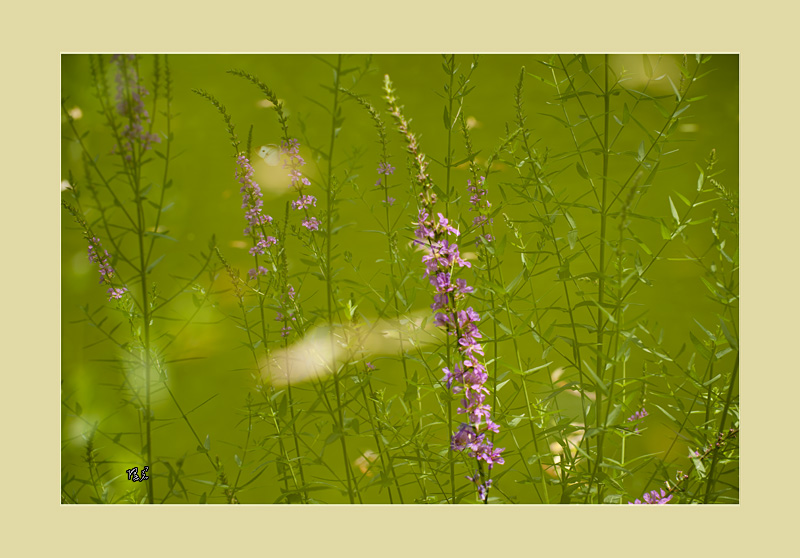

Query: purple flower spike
left=110, top=55, right=161, bottom=157
left=386, top=82, right=503, bottom=502
left=236, top=154, right=275, bottom=244
left=281, top=138, right=312, bottom=190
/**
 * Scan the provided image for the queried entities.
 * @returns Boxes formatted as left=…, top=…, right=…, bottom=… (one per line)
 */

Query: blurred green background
left=61, top=54, right=738, bottom=503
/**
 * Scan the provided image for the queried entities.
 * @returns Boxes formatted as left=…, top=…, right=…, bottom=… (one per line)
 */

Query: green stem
left=703, top=352, right=738, bottom=503
left=590, top=54, right=611, bottom=503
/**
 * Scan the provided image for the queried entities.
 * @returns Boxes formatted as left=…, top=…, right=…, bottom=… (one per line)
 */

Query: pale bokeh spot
left=354, top=450, right=378, bottom=476
left=68, top=106, right=83, bottom=120
left=265, top=311, right=440, bottom=387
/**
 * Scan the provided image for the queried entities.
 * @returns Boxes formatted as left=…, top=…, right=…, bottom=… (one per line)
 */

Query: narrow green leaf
left=669, top=197, right=680, bottom=224
left=564, top=210, right=577, bottom=229
left=719, top=318, right=738, bottom=351
left=144, top=231, right=177, bottom=242
left=582, top=361, right=608, bottom=395
left=146, top=254, right=165, bottom=274
left=567, top=229, right=578, bottom=250
left=660, top=221, right=671, bottom=240
left=666, top=75, right=681, bottom=101
left=576, top=162, right=589, bottom=180
left=642, top=55, right=653, bottom=78
left=689, top=331, right=712, bottom=360
left=702, top=374, right=722, bottom=387
left=675, top=191, right=692, bottom=207
left=653, top=403, right=676, bottom=423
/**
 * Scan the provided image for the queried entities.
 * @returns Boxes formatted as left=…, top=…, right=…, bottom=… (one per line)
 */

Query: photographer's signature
left=126, top=466, right=149, bottom=482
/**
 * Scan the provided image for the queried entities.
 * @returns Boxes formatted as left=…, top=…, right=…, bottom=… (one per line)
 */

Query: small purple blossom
left=292, top=194, right=317, bottom=210
left=433, top=312, right=452, bottom=328
left=627, top=408, right=648, bottom=422
left=629, top=488, right=673, bottom=505
left=248, top=266, right=269, bottom=280
left=467, top=176, right=491, bottom=225
left=301, top=217, right=320, bottom=231
left=477, top=479, right=493, bottom=502
left=107, top=287, right=128, bottom=301
left=626, top=407, right=648, bottom=433
left=451, top=423, right=477, bottom=451
left=377, top=162, right=395, bottom=175
left=383, top=197, right=396, bottom=206
left=281, top=138, right=311, bottom=189
left=87, top=236, right=115, bottom=283
left=437, top=213, right=460, bottom=236
left=455, top=278, right=474, bottom=294
left=248, top=233, right=278, bottom=256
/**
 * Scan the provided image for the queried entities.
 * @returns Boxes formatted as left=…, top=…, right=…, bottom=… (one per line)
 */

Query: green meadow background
left=61, top=54, right=738, bottom=503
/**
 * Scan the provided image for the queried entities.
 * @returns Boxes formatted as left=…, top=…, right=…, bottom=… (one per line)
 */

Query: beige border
left=3, top=0, right=795, bottom=555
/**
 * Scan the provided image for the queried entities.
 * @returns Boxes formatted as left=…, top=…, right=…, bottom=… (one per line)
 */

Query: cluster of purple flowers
left=291, top=194, right=317, bottom=211
left=110, top=54, right=161, bottom=160
left=414, top=209, right=505, bottom=501
left=377, top=162, right=395, bottom=176
left=236, top=154, right=273, bottom=235
left=107, top=287, right=128, bottom=300
left=248, top=234, right=278, bottom=257
left=248, top=266, right=269, bottom=281
left=281, top=138, right=320, bottom=233
left=467, top=175, right=491, bottom=227
left=88, top=237, right=114, bottom=281
left=87, top=235, right=128, bottom=301
left=235, top=154, right=277, bottom=279
left=626, top=407, right=648, bottom=433
left=275, top=284, right=297, bottom=337
left=282, top=138, right=310, bottom=189
left=628, top=488, right=674, bottom=505
left=375, top=161, right=396, bottom=205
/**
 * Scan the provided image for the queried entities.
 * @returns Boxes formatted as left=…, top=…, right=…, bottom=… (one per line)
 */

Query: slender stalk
left=590, top=54, right=611, bottom=502
left=321, top=55, right=357, bottom=504
left=703, top=352, right=738, bottom=502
